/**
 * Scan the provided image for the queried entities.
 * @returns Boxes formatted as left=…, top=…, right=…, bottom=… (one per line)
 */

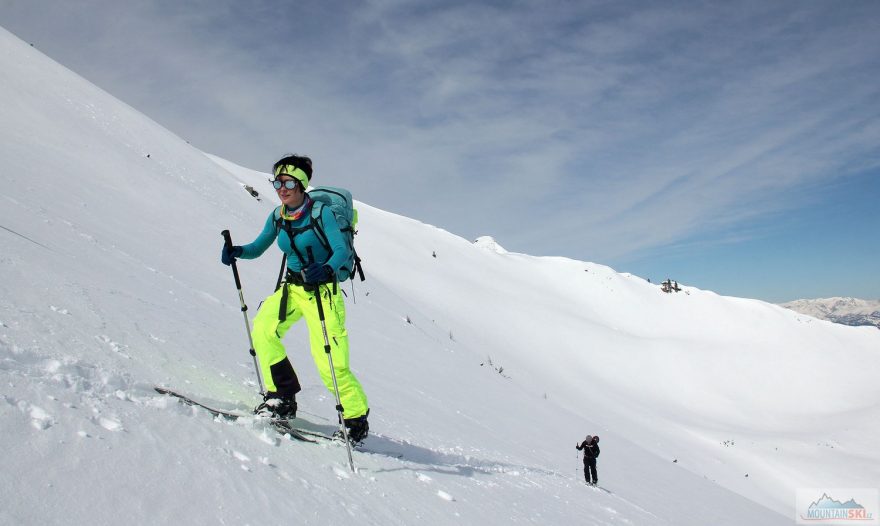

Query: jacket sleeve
left=576, top=441, right=585, bottom=450
left=317, top=205, right=351, bottom=276
left=594, top=445, right=600, bottom=457
left=239, top=211, right=278, bottom=259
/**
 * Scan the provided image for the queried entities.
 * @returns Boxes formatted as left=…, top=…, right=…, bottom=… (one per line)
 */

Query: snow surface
left=2, top=26, right=879, bottom=525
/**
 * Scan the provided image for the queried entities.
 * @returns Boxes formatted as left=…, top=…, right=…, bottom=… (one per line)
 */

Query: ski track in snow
left=0, top=321, right=784, bottom=526
left=0, top=330, right=144, bottom=447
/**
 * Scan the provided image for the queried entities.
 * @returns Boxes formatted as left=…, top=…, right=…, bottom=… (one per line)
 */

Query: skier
left=576, top=434, right=600, bottom=485
left=221, top=154, right=369, bottom=442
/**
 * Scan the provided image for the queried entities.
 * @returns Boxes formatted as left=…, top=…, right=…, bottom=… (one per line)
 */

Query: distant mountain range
left=779, top=297, right=880, bottom=329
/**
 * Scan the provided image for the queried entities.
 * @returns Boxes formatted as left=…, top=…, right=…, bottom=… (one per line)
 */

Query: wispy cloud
left=2, top=0, right=878, bottom=268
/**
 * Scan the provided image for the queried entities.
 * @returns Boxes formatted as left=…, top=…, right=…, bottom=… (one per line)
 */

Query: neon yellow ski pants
left=251, top=283, right=368, bottom=419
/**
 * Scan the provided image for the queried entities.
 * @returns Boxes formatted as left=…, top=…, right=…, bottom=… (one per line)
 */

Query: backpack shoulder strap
left=309, top=202, right=331, bottom=251
left=273, top=205, right=284, bottom=232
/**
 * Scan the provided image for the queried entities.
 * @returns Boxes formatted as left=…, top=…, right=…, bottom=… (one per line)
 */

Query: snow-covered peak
left=780, top=297, right=879, bottom=316
left=779, top=297, right=880, bottom=329
left=472, top=235, right=508, bottom=254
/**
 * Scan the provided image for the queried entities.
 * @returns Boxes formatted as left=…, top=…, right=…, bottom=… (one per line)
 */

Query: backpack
left=274, top=186, right=364, bottom=282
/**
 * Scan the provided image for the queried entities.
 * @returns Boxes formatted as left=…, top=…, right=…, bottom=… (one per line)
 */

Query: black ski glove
left=303, top=263, right=332, bottom=284
left=221, top=245, right=243, bottom=265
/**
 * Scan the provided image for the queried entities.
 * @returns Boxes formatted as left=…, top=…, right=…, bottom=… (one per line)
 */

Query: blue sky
left=2, top=0, right=878, bottom=302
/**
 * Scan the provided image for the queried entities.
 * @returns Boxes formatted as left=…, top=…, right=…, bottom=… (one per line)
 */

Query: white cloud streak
left=1, top=0, right=878, bottom=265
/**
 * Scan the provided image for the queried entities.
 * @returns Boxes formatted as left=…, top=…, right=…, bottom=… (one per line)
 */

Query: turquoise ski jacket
left=239, top=202, right=351, bottom=276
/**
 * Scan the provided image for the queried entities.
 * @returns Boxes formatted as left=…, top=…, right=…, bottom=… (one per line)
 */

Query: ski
left=154, top=387, right=399, bottom=457
left=586, top=483, right=612, bottom=494
left=154, top=387, right=315, bottom=443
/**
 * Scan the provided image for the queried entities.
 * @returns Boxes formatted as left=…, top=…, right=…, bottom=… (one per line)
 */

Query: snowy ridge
left=780, top=297, right=880, bottom=329
left=2, top=26, right=879, bottom=525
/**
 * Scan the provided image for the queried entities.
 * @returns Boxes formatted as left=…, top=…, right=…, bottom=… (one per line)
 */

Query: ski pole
left=222, top=230, right=264, bottom=396
left=306, top=247, right=355, bottom=473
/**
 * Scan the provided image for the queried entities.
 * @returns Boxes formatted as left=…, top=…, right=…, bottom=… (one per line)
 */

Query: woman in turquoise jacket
left=221, top=154, right=369, bottom=442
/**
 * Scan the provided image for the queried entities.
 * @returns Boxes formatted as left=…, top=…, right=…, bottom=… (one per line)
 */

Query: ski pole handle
left=221, top=230, right=243, bottom=290
left=306, top=247, right=326, bottom=321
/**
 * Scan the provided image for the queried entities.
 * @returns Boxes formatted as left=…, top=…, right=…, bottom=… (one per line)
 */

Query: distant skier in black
left=576, top=434, right=600, bottom=485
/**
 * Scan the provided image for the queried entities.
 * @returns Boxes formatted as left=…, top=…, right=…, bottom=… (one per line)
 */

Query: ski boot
left=334, top=409, right=369, bottom=444
left=254, top=392, right=297, bottom=420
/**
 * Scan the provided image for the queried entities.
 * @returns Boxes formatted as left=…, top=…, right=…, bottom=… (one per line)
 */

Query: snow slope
left=2, top=26, right=878, bottom=525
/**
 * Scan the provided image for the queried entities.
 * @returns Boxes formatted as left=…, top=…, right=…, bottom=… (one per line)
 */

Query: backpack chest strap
left=275, top=204, right=330, bottom=265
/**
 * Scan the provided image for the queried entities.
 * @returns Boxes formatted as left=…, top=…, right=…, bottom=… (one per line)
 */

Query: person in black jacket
left=576, top=435, right=600, bottom=485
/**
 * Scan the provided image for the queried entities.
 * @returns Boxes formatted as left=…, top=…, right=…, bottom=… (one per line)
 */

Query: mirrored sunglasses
left=272, top=179, right=299, bottom=191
